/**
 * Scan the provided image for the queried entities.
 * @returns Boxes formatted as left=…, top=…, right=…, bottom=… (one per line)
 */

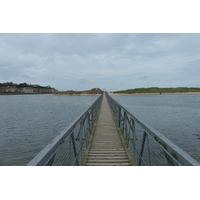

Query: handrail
left=27, top=94, right=103, bottom=166
left=106, top=93, right=200, bottom=166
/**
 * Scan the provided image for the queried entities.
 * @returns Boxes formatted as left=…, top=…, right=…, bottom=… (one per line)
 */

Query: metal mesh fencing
left=27, top=94, right=103, bottom=166
left=106, top=93, right=200, bottom=166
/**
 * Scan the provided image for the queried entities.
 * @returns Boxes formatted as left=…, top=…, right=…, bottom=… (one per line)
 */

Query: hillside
left=55, top=88, right=103, bottom=95
left=0, top=82, right=57, bottom=94
left=113, top=87, right=200, bottom=94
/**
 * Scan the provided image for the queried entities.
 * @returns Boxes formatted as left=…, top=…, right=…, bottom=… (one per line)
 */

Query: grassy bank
left=113, top=87, right=200, bottom=94
left=55, top=88, right=103, bottom=95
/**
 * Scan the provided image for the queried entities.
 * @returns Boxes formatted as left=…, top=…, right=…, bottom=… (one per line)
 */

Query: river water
left=1, top=94, right=200, bottom=165
left=111, top=94, right=200, bottom=162
left=0, top=94, right=99, bottom=166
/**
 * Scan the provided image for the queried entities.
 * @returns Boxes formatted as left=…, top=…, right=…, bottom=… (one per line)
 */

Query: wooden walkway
left=84, top=93, right=132, bottom=166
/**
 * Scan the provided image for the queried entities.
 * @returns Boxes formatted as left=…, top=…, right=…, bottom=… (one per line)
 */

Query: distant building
left=0, top=86, right=18, bottom=93
left=0, top=86, right=58, bottom=94
left=21, top=87, right=34, bottom=93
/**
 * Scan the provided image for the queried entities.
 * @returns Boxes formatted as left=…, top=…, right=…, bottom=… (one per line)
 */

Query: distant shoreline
left=0, top=93, right=101, bottom=96
left=1, top=92, right=200, bottom=96
left=109, top=92, right=200, bottom=96
left=54, top=93, right=101, bottom=96
left=0, top=93, right=53, bottom=95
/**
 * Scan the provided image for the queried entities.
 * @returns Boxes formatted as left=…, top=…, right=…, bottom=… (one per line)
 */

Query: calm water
left=1, top=94, right=200, bottom=165
left=0, top=94, right=99, bottom=166
left=112, top=95, right=200, bottom=162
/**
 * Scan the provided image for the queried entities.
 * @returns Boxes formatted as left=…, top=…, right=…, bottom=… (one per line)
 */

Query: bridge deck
left=85, top=93, right=132, bottom=166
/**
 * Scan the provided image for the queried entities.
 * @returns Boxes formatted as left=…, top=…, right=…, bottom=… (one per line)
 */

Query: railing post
left=131, top=119, right=137, bottom=164
left=71, top=132, right=78, bottom=165
left=125, top=113, right=129, bottom=142
left=86, top=113, right=90, bottom=138
left=138, top=131, right=147, bottom=166
left=146, top=134, right=152, bottom=165
left=122, top=111, right=125, bottom=136
left=90, top=107, right=94, bottom=127
left=118, top=105, right=121, bottom=127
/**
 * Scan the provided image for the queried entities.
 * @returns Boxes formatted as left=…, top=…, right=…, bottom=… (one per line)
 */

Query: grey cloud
left=1, top=33, right=200, bottom=91
left=77, top=79, right=91, bottom=84
left=120, top=81, right=126, bottom=85
left=139, top=75, right=148, bottom=80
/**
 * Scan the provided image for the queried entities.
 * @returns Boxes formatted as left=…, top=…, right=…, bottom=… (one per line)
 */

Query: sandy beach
left=50, top=92, right=200, bottom=96
left=53, top=93, right=101, bottom=96
left=108, top=92, right=200, bottom=96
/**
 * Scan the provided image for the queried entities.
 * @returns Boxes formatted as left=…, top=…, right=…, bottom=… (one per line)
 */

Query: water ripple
left=112, top=94, right=200, bottom=163
left=0, top=94, right=98, bottom=165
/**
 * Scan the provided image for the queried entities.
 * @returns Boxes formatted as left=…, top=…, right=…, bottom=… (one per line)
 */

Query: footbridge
left=27, top=92, right=200, bottom=166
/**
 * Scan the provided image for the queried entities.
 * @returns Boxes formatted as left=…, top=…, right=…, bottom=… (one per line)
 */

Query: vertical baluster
left=84, top=114, right=89, bottom=146
left=115, top=104, right=117, bottom=119
left=126, top=114, right=129, bottom=142
left=146, top=133, right=152, bottom=165
left=122, top=111, right=126, bottom=137
left=118, top=105, right=121, bottom=127
left=89, top=109, right=92, bottom=133
left=80, top=118, right=85, bottom=165
left=127, top=116, right=131, bottom=148
left=123, top=112, right=127, bottom=139
left=71, top=132, right=78, bottom=165
left=131, top=119, right=136, bottom=163
left=91, top=107, right=94, bottom=128
left=138, top=131, right=147, bottom=166
left=79, top=118, right=84, bottom=155
left=68, top=133, right=72, bottom=165
left=87, top=112, right=90, bottom=137
left=80, top=118, right=84, bottom=144
left=83, top=117, right=87, bottom=146
left=116, top=104, right=118, bottom=120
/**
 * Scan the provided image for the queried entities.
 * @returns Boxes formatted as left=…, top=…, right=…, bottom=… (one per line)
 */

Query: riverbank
left=113, top=87, right=200, bottom=95
left=54, top=93, right=101, bottom=96
left=109, top=92, right=200, bottom=96
left=0, top=93, right=55, bottom=95
left=54, top=88, right=103, bottom=96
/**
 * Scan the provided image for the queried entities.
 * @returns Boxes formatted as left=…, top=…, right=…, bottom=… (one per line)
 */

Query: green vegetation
left=114, top=87, right=200, bottom=94
left=0, top=82, right=53, bottom=89
left=55, top=88, right=103, bottom=95
left=0, top=82, right=57, bottom=94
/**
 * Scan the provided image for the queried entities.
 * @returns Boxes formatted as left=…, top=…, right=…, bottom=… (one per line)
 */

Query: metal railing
left=106, top=93, right=200, bottom=166
left=27, top=94, right=103, bottom=166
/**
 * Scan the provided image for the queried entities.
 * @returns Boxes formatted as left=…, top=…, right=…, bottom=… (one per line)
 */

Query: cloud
left=0, top=33, right=200, bottom=91
left=77, top=79, right=91, bottom=84
left=139, top=75, right=148, bottom=80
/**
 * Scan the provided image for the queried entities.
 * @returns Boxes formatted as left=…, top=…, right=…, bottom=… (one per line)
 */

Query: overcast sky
left=0, top=33, right=200, bottom=91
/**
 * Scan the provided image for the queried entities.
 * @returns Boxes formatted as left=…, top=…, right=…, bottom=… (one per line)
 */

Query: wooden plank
left=84, top=93, right=132, bottom=166
left=88, top=150, right=126, bottom=152
left=87, top=157, right=129, bottom=160
left=85, top=163, right=131, bottom=166
left=88, top=153, right=127, bottom=156
left=87, top=160, right=129, bottom=162
left=90, top=146, right=124, bottom=149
